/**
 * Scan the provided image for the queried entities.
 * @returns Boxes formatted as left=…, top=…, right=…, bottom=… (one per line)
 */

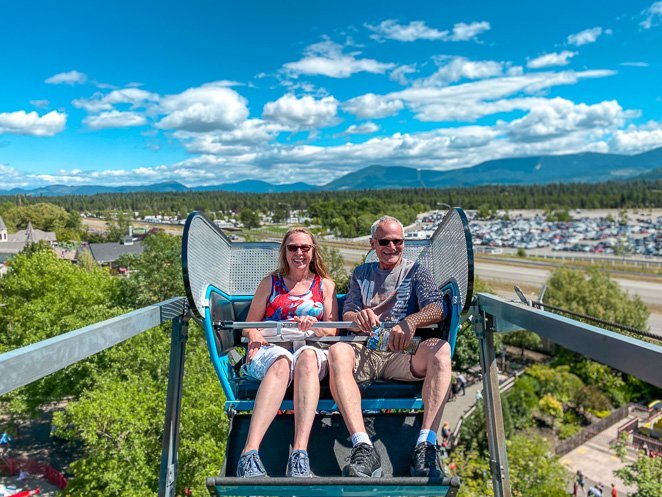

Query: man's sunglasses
left=286, top=244, right=313, bottom=253
left=377, top=238, right=404, bottom=247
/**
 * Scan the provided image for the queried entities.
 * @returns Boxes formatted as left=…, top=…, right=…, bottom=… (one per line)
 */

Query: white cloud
left=263, top=94, right=338, bottom=128
left=0, top=110, right=66, bottom=136
left=620, top=62, right=650, bottom=67
left=30, top=100, right=50, bottom=109
left=343, top=93, right=404, bottom=119
left=505, top=98, right=627, bottom=142
left=367, top=19, right=490, bottom=42
left=420, top=57, right=505, bottom=86
left=641, top=1, right=662, bottom=29
left=382, top=69, right=616, bottom=122
left=367, top=19, right=449, bottom=41
left=567, top=27, right=604, bottom=46
left=609, top=122, right=662, bottom=153
left=527, top=51, right=577, bottom=69
left=84, top=110, right=147, bottom=130
left=158, top=83, right=249, bottom=132
left=283, top=39, right=395, bottom=78
left=45, top=70, right=88, bottom=85
left=342, top=122, right=380, bottom=135
left=73, top=88, right=160, bottom=112
left=390, top=64, right=417, bottom=85
left=449, top=21, right=491, bottom=41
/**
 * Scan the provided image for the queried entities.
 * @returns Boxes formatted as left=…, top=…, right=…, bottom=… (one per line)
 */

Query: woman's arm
left=244, top=275, right=272, bottom=362
left=315, top=278, right=338, bottom=336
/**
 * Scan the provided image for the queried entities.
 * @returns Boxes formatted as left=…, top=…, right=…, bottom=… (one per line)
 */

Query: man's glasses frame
left=376, top=238, right=404, bottom=247
left=286, top=244, right=313, bottom=253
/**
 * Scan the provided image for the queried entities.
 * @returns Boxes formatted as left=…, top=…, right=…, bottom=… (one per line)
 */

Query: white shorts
left=292, top=345, right=329, bottom=381
left=241, top=344, right=329, bottom=382
left=241, top=345, right=293, bottom=382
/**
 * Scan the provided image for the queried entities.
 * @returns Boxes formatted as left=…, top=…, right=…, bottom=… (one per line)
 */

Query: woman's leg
left=292, top=349, right=321, bottom=450
left=243, top=355, right=291, bottom=452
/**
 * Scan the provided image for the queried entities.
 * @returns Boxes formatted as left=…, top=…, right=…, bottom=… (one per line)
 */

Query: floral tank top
left=264, top=274, right=325, bottom=321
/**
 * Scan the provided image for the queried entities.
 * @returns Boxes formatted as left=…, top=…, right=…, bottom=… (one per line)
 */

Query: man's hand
left=246, top=329, right=268, bottom=363
left=387, top=322, right=415, bottom=352
left=354, top=308, right=380, bottom=333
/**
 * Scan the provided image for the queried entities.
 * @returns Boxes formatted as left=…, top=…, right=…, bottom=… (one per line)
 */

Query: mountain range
left=3, top=147, right=661, bottom=196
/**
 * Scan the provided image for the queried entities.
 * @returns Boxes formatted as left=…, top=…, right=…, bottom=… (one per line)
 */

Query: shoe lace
left=239, top=452, right=262, bottom=475
left=289, top=451, right=309, bottom=476
left=415, top=443, right=438, bottom=468
left=349, top=443, right=373, bottom=465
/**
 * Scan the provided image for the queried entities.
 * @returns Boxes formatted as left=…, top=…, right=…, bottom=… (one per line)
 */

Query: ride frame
left=1, top=251, right=661, bottom=497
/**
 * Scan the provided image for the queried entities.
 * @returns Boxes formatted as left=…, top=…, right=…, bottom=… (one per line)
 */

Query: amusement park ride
left=1, top=207, right=660, bottom=497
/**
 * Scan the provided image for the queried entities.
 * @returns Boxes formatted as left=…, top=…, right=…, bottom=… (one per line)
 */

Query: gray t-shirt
left=343, top=258, right=442, bottom=325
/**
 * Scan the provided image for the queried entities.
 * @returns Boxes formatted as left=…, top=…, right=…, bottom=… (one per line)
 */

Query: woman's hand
left=246, top=329, right=268, bottom=363
left=293, top=315, right=317, bottom=334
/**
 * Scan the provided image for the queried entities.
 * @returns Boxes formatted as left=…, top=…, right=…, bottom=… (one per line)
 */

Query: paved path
left=559, top=415, right=638, bottom=495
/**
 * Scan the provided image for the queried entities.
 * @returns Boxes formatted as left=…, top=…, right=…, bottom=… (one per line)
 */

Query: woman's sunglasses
left=377, top=238, right=404, bottom=246
left=286, top=244, right=313, bottom=253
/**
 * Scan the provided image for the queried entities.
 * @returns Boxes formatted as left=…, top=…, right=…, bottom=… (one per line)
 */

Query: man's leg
left=411, top=338, right=452, bottom=433
left=328, top=342, right=366, bottom=435
left=409, top=338, right=452, bottom=477
left=328, top=343, right=381, bottom=477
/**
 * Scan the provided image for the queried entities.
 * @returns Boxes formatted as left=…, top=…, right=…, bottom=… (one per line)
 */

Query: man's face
left=370, top=220, right=404, bottom=270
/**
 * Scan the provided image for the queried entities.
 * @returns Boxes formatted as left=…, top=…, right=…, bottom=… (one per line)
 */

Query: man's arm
left=389, top=264, right=446, bottom=351
left=341, top=264, right=378, bottom=333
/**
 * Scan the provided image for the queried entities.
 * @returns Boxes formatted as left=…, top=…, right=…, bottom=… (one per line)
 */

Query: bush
left=506, top=387, right=538, bottom=429
left=558, top=423, right=581, bottom=440
left=574, top=385, right=612, bottom=413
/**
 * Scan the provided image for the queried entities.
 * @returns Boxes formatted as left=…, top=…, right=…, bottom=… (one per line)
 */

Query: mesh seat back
left=182, top=212, right=280, bottom=318
left=365, top=208, right=474, bottom=312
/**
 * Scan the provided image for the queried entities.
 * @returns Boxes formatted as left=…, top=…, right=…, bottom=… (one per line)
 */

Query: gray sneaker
left=236, top=450, right=267, bottom=478
left=286, top=450, right=313, bottom=478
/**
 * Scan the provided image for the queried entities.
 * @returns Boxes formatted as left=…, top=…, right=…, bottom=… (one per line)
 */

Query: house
left=0, top=216, right=57, bottom=262
left=82, top=237, right=144, bottom=266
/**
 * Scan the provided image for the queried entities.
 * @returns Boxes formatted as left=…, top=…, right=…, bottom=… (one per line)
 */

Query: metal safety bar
left=217, top=320, right=358, bottom=330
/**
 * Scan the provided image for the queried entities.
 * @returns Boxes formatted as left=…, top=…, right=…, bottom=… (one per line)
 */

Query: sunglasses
left=286, top=244, right=313, bottom=253
left=377, top=238, right=404, bottom=247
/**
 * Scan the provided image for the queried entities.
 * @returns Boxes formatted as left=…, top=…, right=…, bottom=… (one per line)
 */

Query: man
left=328, top=215, right=451, bottom=478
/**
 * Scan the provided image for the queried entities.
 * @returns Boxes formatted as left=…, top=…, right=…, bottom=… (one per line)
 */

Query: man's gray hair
left=370, top=215, right=404, bottom=238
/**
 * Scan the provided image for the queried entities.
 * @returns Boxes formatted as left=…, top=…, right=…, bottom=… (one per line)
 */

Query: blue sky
left=1, top=0, right=661, bottom=189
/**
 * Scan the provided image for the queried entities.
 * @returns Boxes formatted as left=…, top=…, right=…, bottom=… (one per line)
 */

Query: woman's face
left=285, top=232, right=314, bottom=274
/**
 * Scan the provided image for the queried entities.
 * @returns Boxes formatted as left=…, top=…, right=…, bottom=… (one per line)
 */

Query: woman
left=236, top=227, right=338, bottom=478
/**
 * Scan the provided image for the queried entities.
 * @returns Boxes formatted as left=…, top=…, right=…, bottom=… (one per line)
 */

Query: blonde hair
left=274, top=227, right=330, bottom=279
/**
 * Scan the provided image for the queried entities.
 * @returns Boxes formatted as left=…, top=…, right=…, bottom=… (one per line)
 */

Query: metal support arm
left=472, top=306, right=512, bottom=497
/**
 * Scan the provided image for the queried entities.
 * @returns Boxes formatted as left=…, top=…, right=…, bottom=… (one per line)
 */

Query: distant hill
left=193, top=180, right=317, bottom=193
left=2, top=147, right=660, bottom=196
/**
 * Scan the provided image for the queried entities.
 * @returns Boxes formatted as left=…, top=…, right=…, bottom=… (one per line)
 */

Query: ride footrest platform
left=206, top=476, right=461, bottom=496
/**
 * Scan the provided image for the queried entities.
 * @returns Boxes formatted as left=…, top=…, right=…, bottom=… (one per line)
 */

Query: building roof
left=87, top=240, right=144, bottom=264
left=5, top=227, right=57, bottom=244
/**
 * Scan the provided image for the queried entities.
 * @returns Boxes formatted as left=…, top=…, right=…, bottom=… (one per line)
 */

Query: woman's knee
left=269, top=355, right=292, bottom=379
left=295, top=349, right=319, bottom=376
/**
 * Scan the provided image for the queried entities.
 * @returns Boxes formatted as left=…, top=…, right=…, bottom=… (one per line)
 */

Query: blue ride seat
left=182, top=208, right=474, bottom=413
left=182, top=209, right=472, bottom=490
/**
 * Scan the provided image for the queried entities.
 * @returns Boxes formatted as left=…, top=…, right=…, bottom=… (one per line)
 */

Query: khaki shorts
left=351, top=344, right=422, bottom=383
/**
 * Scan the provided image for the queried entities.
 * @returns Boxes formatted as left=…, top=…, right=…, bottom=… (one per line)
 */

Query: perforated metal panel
left=365, top=208, right=474, bottom=312
left=182, top=212, right=279, bottom=317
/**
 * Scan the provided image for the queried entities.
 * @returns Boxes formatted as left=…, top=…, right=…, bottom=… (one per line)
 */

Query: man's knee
left=328, top=343, right=355, bottom=371
left=417, top=339, right=451, bottom=370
